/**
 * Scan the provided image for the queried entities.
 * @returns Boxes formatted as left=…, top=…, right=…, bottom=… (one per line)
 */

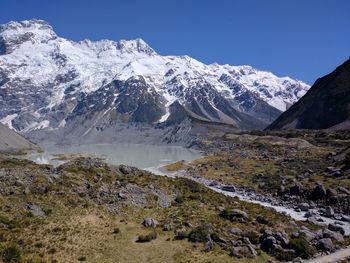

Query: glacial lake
left=26, top=143, right=202, bottom=171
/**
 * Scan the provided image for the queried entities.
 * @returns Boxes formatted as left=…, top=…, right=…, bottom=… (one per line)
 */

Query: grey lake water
left=26, top=143, right=202, bottom=170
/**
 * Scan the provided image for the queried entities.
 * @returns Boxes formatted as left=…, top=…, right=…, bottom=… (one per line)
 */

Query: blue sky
left=1, top=0, right=349, bottom=84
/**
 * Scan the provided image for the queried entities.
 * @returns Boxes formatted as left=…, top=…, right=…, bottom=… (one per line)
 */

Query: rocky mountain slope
left=267, top=59, right=350, bottom=130
left=0, top=19, right=309, bottom=139
left=0, top=123, right=38, bottom=153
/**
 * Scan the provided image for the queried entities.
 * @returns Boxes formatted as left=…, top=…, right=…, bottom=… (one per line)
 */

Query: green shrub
left=275, top=248, right=295, bottom=261
left=174, top=195, right=185, bottom=203
left=136, top=231, right=157, bottom=243
left=289, top=237, right=316, bottom=259
left=184, top=180, right=201, bottom=193
left=47, top=248, right=56, bottom=254
left=43, top=207, right=53, bottom=216
left=112, top=228, right=120, bottom=234
left=77, top=256, right=87, bottom=261
left=244, top=231, right=260, bottom=245
left=22, top=255, right=47, bottom=263
left=174, top=231, right=188, bottom=240
left=0, top=216, right=21, bottom=230
left=188, top=224, right=211, bottom=243
left=34, top=242, right=44, bottom=248
left=2, top=243, right=22, bottom=263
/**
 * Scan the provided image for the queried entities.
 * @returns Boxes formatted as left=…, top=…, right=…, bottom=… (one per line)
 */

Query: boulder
left=220, top=209, right=249, bottom=222
left=304, top=210, right=318, bottom=218
left=299, top=228, right=317, bottom=242
left=316, top=238, right=334, bottom=252
left=230, top=245, right=257, bottom=258
left=230, top=227, right=242, bottom=235
left=142, top=218, right=159, bottom=228
left=327, top=188, right=338, bottom=197
left=204, top=239, right=214, bottom=252
left=221, top=185, right=235, bottom=192
left=261, top=236, right=278, bottom=252
left=326, top=166, right=341, bottom=174
left=328, top=223, right=345, bottom=235
left=274, top=231, right=290, bottom=248
left=341, top=215, right=350, bottom=222
left=298, top=203, right=310, bottom=212
left=325, top=206, right=334, bottom=217
left=309, top=184, right=327, bottom=200
left=289, top=183, right=304, bottom=196
left=14, top=180, right=24, bottom=187
left=119, top=165, right=133, bottom=175
left=278, top=185, right=287, bottom=196
left=162, top=224, right=172, bottom=231
left=338, top=187, right=350, bottom=195
left=256, top=216, right=269, bottom=225
left=26, top=203, right=45, bottom=217
left=322, top=229, right=344, bottom=242
left=23, top=186, right=30, bottom=195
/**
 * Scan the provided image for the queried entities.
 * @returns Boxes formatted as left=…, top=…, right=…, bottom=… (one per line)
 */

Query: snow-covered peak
left=0, top=19, right=56, bottom=41
left=115, top=38, right=156, bottom=55
left=0, top=19, right=310, bottom=132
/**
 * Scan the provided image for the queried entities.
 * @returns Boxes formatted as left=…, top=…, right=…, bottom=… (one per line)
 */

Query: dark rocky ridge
left=267, top=59, right=350, bottom=130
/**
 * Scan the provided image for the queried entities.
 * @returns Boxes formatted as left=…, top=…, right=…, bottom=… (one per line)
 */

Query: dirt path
left=307, top=247, right=350, bottom=263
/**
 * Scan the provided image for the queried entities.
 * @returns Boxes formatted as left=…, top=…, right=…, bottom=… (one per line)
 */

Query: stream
left=148, top=166, right=350, bottom=236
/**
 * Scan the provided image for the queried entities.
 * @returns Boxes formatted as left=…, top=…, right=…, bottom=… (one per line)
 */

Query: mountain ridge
left=0, top=19, right=309, bottom=140
left=267, top=59, right=350, bottom=130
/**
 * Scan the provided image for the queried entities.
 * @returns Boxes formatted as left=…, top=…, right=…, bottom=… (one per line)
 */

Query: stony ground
left=0, top=155, right=332, bottom=263
left=165, top=130, right=350, bottom=259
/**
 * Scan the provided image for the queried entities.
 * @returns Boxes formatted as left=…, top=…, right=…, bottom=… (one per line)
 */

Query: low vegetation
left=0, top=155, right=315, bottom=262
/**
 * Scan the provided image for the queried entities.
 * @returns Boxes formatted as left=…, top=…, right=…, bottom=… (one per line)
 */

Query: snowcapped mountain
left=0, top=19, right=309, bottom=137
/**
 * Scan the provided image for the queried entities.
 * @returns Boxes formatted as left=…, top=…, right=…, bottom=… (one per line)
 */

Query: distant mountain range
left=0, top=19, right=309, bottom=143
left=268, top=59, right=350, bottom=130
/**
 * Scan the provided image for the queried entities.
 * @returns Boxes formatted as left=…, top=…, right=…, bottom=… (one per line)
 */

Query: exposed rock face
left=268, top=59, right=350, bottom=130
left=0, top=19, right=309, bottom=139
left=0, top=123, right=38, bottom=153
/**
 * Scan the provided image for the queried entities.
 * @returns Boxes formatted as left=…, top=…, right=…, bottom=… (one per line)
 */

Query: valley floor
left=0, top=129, right=350, bottom=262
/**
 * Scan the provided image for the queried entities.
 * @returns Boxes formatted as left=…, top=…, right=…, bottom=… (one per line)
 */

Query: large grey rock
left=142, top=217, right=159, bottom=228
left=298, top=203, right=310, bottom=211
left=316, top=238, right=334, bottom=252
left=328, top=223, right=345, bottom=235
left=26, top=202, right=45, bottom=217
left=230, top=227, right=242, bottom=235
left=325, top=206, right=334, bottom=217
left=230, top=245, right=257, bottom=258
left=221, top=185, right=235, bottom=192
left=322, top=229, right=344, bottom=242
left=119, top=165, right=133, bottom=175
left=204, top=239, right=214, bottom=252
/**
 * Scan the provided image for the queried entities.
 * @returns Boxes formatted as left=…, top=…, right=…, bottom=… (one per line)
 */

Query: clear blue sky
left=1, top=0, right=349, bottom=84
